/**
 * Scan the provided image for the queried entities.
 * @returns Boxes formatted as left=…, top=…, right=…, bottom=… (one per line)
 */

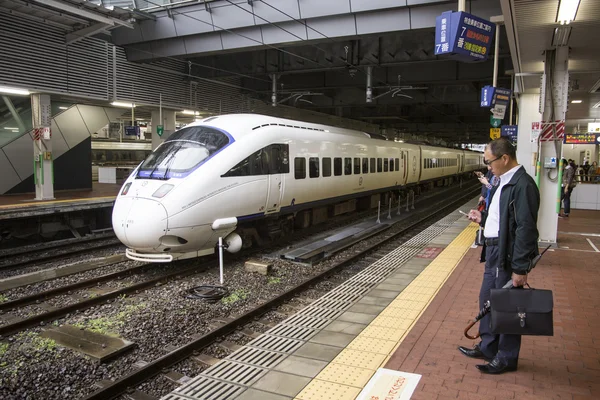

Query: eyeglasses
left=483, top=155, right=504, bottom=166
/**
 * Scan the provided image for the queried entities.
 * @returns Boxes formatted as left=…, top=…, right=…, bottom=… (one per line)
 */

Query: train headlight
left=121, top=183, right=132, bottom=196
left=152, top=184, right=174, bottom=198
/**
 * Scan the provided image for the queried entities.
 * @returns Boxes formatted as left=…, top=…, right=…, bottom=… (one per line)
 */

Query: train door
left=265, top=175, right=282, bottom=214
left=402, top=150, right=409, bottom=184
left=457, top=154, right=463, bottom=173
left=264, top=144, right=288, bottom=215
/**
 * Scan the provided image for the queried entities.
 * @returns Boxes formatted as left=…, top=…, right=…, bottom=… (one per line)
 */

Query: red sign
left=415, top=247, right=443, bottom=259
left=539, top=120, right=565, bottom=142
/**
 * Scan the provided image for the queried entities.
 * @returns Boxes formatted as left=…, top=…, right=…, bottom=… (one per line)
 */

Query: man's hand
left=467, top=209, right=481, bottom=224
left=564, top=186, right=569, bottom=194
left=478, top=196, right=485, bottom=203
left=512, top=272, right=528, bottom=287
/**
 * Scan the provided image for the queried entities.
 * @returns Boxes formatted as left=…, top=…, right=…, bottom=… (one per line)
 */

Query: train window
left=309, top=157, right=319, bottom=178
left=354, top=158, right=361, bottom=174
left=334, top=157, right=342, bottom=176
left=389, top=158, right=394, bottom=172
left=362, top=158, right=368, bottom=174
left=344, top=158, right=352, bottom=175
left=222, top=144, right=289, bottom=177
left=166, top=126, right=230, bottom=152
left=323, top=157, right=332, bottom=177
left=370, top=158, right=376, bottom=173
left=295, top=157, right=306, bottom=179
left=384, top=158, right=389, bottom=172
left=377, top=158, right=382, bottom=172
left=395, top=158, right=399, bottom=171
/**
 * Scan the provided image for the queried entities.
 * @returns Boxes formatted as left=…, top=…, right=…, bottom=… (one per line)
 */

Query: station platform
left=0, top=182, right=120, bottom=220
left=163, top=205, right=600, bottom=400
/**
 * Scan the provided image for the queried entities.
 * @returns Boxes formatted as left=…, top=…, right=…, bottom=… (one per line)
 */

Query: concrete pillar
left=32, top=94, right=54, bottom=200
left=516, top=47, right=568, bottom=246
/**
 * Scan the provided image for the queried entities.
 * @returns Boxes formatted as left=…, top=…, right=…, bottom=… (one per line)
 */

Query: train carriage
left=112, top=114, right=483, bottom=262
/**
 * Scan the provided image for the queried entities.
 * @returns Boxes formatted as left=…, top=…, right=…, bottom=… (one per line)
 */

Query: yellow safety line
left=0, top=196, right=116, bottom=209
left=295, top=223, right=478, bottom=400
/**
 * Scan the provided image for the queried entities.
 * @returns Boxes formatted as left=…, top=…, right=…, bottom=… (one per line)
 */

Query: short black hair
left=487, top=137, right=516, bottom=160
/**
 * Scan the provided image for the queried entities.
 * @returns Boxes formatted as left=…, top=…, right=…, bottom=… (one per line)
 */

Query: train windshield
left=136, top=126, right=230, bottom=179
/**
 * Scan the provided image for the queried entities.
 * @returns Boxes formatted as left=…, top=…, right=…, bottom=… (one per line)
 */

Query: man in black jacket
left=458, top=137, right=540, bottom=374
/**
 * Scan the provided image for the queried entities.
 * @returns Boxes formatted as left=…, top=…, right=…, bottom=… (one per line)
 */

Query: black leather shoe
left=458, top=345, right=491, bottom=361
left=476, top=358, right=517, bottom=374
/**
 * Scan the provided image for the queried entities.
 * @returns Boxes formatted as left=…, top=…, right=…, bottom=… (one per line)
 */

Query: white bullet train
left=112, top=114, right=483, bottom=262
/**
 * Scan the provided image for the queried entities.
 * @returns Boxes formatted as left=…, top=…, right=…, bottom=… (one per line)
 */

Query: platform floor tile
left=295, top=380, right=361, bottom=400
left=308, top=331, right=356, bottom=347
left=237, top=389, right=292, bottom=400
left=273, top=356, right=328, bottom=378
left=252, top=371, right=312, bottom=398
left=321, top=320, right=367, bottom=335
left=313, top=362, right=375, bottom=387
left=336, top=311, right=377, bottom=325
left=293, top=342, right=343, bottom=362
left=332, top=349, right=387, bottom=370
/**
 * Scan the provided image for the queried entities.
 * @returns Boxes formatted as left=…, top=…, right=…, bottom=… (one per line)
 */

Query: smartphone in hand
left=474, top=171, right=484, bottom=178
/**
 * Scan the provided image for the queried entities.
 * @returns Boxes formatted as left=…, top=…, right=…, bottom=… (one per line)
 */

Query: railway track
left=81, top=185, right=480, bottom=400
left=0, top=235, right=122, bottom=272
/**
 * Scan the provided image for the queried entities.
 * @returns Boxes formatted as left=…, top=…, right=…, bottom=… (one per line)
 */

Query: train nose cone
left=112, top=197, right=168, bottom=249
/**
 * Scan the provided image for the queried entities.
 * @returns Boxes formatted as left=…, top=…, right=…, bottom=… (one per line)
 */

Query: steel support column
left=31, top=93, right=54, bottom=200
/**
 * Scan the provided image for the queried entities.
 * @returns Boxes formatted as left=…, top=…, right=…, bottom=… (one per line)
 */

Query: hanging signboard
left=435, top=11, right=495, bottom=62
left=125, top=126, right=139, bottom=136
left=501, top=125, right=518, bottom=144
left=490, top=128, right=501, bottom=140
left=481, top=86, right=495, bottom=107
left=564, top=132, right=600, bottom=144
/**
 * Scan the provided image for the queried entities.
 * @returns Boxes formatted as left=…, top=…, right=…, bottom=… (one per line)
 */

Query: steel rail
left=0, top=239, right=122, bottom=271
left=0, top=262, right=154, bottom=312
left=0, top=261, right=218, bottom=337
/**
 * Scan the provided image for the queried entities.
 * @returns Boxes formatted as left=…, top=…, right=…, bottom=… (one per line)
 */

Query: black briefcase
left=489, top=287, right=554, bottom=336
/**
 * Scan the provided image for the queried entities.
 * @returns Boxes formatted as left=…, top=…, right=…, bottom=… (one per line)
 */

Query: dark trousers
left=478, top=245, right=521, bottom=365
left=561, top=187, right=574, bottom=215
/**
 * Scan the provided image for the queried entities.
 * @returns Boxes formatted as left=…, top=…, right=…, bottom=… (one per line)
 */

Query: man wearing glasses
left=458, top=137, right=540, bottom=374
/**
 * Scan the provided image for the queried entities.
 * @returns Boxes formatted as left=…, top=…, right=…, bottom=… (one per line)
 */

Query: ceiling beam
left=32, top=0, right=133, bottom=28
left=66, top=22, right=111, bottom=44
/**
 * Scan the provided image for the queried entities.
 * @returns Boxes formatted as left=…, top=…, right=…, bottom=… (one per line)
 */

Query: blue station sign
left=501, top=125, right=518, bottom=144
left=435, top=11, right=495, bottom=62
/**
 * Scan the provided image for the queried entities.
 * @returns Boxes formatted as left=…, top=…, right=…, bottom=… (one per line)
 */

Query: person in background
left=592, top=161, right=599, bottom=182
left=582, top=161, right=591, bottom=182
left=560, top=159, right=577, bottom=218
left=458, top=137, right=540, bottom=375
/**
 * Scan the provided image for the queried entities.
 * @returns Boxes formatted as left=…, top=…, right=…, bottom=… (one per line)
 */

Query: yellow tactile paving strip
left=0, top=196, right=115, bottom=209
left=295, top=222, right=478, bottom=400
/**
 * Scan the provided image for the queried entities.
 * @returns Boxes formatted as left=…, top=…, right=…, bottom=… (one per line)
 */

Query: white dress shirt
left=483, top=165, right=521, bottom=239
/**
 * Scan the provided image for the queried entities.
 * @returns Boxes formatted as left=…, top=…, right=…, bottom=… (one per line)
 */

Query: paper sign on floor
left=356, top=368, right=421, bottom=400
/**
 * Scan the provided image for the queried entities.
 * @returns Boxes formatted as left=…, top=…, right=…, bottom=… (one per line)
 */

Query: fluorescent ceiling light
left=0, top=85, right=30, bottom=95
left=556, top=0, right=580, bottom=25
left=571, top=100, right=582, bottom=103
left=180, top=110, right=199, bottom=115
left=58, top=106, right=69, bottom=110
left=111, top=101, right=135, bottom=108
left=3, top=127, right=19, bottom=130
left=593, top=101, right=600, bottom=109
